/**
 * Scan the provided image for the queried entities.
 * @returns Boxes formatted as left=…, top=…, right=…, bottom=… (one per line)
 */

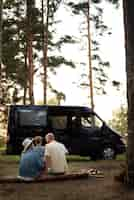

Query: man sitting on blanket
left=44, top=133, right=68, bottom=175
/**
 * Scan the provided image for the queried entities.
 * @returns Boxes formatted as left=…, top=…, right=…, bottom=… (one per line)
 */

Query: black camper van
left=6, top=105, right=125, bottom=160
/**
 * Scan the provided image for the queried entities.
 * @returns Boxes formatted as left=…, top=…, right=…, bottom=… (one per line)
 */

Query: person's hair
left=45, top=132, right=55, bottom=143
left=33, top=136, right=43, bottom=146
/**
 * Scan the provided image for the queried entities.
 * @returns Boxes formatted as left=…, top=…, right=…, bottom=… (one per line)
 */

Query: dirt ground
left=0, top=159, right=133, bottom=200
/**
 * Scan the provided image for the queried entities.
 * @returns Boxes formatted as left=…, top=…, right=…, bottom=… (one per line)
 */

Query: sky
left=34, top=1, right=126, bottom=122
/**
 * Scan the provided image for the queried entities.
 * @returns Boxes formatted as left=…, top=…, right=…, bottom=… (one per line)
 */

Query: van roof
left=10, top=105, right=94, bottom=114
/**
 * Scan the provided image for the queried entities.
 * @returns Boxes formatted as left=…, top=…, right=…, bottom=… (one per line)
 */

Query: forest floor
left=0, top=155, right=133, bottom=200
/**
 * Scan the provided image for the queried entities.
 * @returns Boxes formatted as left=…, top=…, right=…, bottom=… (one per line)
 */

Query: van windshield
left=18, top=109, right=47, bottom=127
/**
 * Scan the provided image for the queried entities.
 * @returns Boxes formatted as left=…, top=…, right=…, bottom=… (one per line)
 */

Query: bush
left=0, top=136, right=6, bottom=148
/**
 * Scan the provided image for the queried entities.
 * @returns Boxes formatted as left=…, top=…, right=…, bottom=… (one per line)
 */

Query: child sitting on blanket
left=18, top=137, right=45, bottom=180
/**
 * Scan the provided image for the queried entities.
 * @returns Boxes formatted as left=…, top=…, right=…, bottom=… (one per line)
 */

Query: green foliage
left=0, top=106, right=8, bottom=126
left=48, top=0, right=63, bottom=19
left=2, top=0, right=76, bottom=103
left=48, top=56, right=75, bottom=68
left=90, top=0, right=119, bottom=5
left=68, top=2, right=89, bottom=14
left=108, top=106, right=128, bottom=136
left=55, top=35, right=76, bottom=50
left=2, top=0, right=27, bottom=103
left=0, top=136, right=5, bottom=148
left=106, top=0, right=119, bottom=5
left=48, top=84, right=66, bottom=105
left=36, top=94, right=65, bottom=105
left=1, top=0, right=119, bottom=104
left=112, top=80, right=120, bottom=90
left=47, top=97, right=57, bottom=105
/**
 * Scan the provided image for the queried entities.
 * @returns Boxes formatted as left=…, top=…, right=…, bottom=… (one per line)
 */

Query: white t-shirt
left=45, top=141, right=68, bottom=173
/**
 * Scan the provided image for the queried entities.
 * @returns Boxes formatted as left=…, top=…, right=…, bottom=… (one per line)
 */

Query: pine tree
left=68, top=1, right=111, bottom=97
left=2, top=0, right=76, bottom=104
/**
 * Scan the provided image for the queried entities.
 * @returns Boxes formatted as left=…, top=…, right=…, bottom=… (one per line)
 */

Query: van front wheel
left=102, top=147, right=115, bottom=160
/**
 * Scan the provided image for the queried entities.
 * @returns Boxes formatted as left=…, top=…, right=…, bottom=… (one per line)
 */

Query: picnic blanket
left=0, top=169, right=104, bottom=183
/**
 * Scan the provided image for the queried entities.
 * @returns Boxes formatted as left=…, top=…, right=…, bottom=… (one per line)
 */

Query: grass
left=0, top=152, right=126, bottom=163
left=0, top=144, right=126, bottom=162
left=0, top=154, right=89, bottom=163
left=67, top=155, right=90, bottom=162
left=0, top=154, right=20, bottom=162
left=0, top=146, right=6, bottom=151
left=67, top=154, right=126, bottom=162
left=116, top=154, right=126, bottom=161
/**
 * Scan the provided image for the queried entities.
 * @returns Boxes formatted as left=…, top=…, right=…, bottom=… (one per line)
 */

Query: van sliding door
left=48, top=115, right=69, bottom=147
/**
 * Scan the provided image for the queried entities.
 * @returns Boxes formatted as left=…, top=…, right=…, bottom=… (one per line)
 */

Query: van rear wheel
left=102, top=147, right=115, bottom=160
left=6, top=144, right=13, bottom=154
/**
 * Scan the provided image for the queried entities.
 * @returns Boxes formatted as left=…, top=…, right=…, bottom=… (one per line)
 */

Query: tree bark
left=87, top=0, right=95, bottom=125
left=27, top=32, right=34, bottom=104
left=0, top=0, right=3, bottom=104
left=123, top=0, right=134, bottom=184
left=23, top=45, right=28, bottom=105
left=26, top=0, right=35, bottom=104
left=42, top=0, right=49, bottom=104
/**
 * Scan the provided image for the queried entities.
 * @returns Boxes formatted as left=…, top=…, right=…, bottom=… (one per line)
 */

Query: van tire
left=90, top=153, right=100, bottom=161
left=6, top=144, right=13, bottom=154
left=102, top=147, right=115, bottom=160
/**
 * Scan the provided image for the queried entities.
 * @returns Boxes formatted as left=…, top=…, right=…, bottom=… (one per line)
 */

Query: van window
left=81, top=117, right=92, bottom=127
left=50, top=116, right=67, bottom=130
left=72, top=116, right=81, bottom=128
left=94, top=115, right=103, bottom=128
left=18, top=109, right=47, bottom=127
left=81, top=116, right=102, bottom=128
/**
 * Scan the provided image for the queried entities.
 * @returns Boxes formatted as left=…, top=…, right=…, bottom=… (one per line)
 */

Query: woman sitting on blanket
left=18, top=137, right=45, bottom=180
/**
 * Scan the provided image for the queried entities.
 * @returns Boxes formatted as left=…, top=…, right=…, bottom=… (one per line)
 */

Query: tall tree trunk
left=123, top=0, right=134, bottom=184
left=87, top=0, right=95, bottom=125
left=42, top=0, right=49, bottom=104
left=0, top=0, right=3, bottom=104
left=23, top=45, right=28, bottom=105
left=27, top=32, right=34, bottom=104
left=26, top=0, right=34, bottom=104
